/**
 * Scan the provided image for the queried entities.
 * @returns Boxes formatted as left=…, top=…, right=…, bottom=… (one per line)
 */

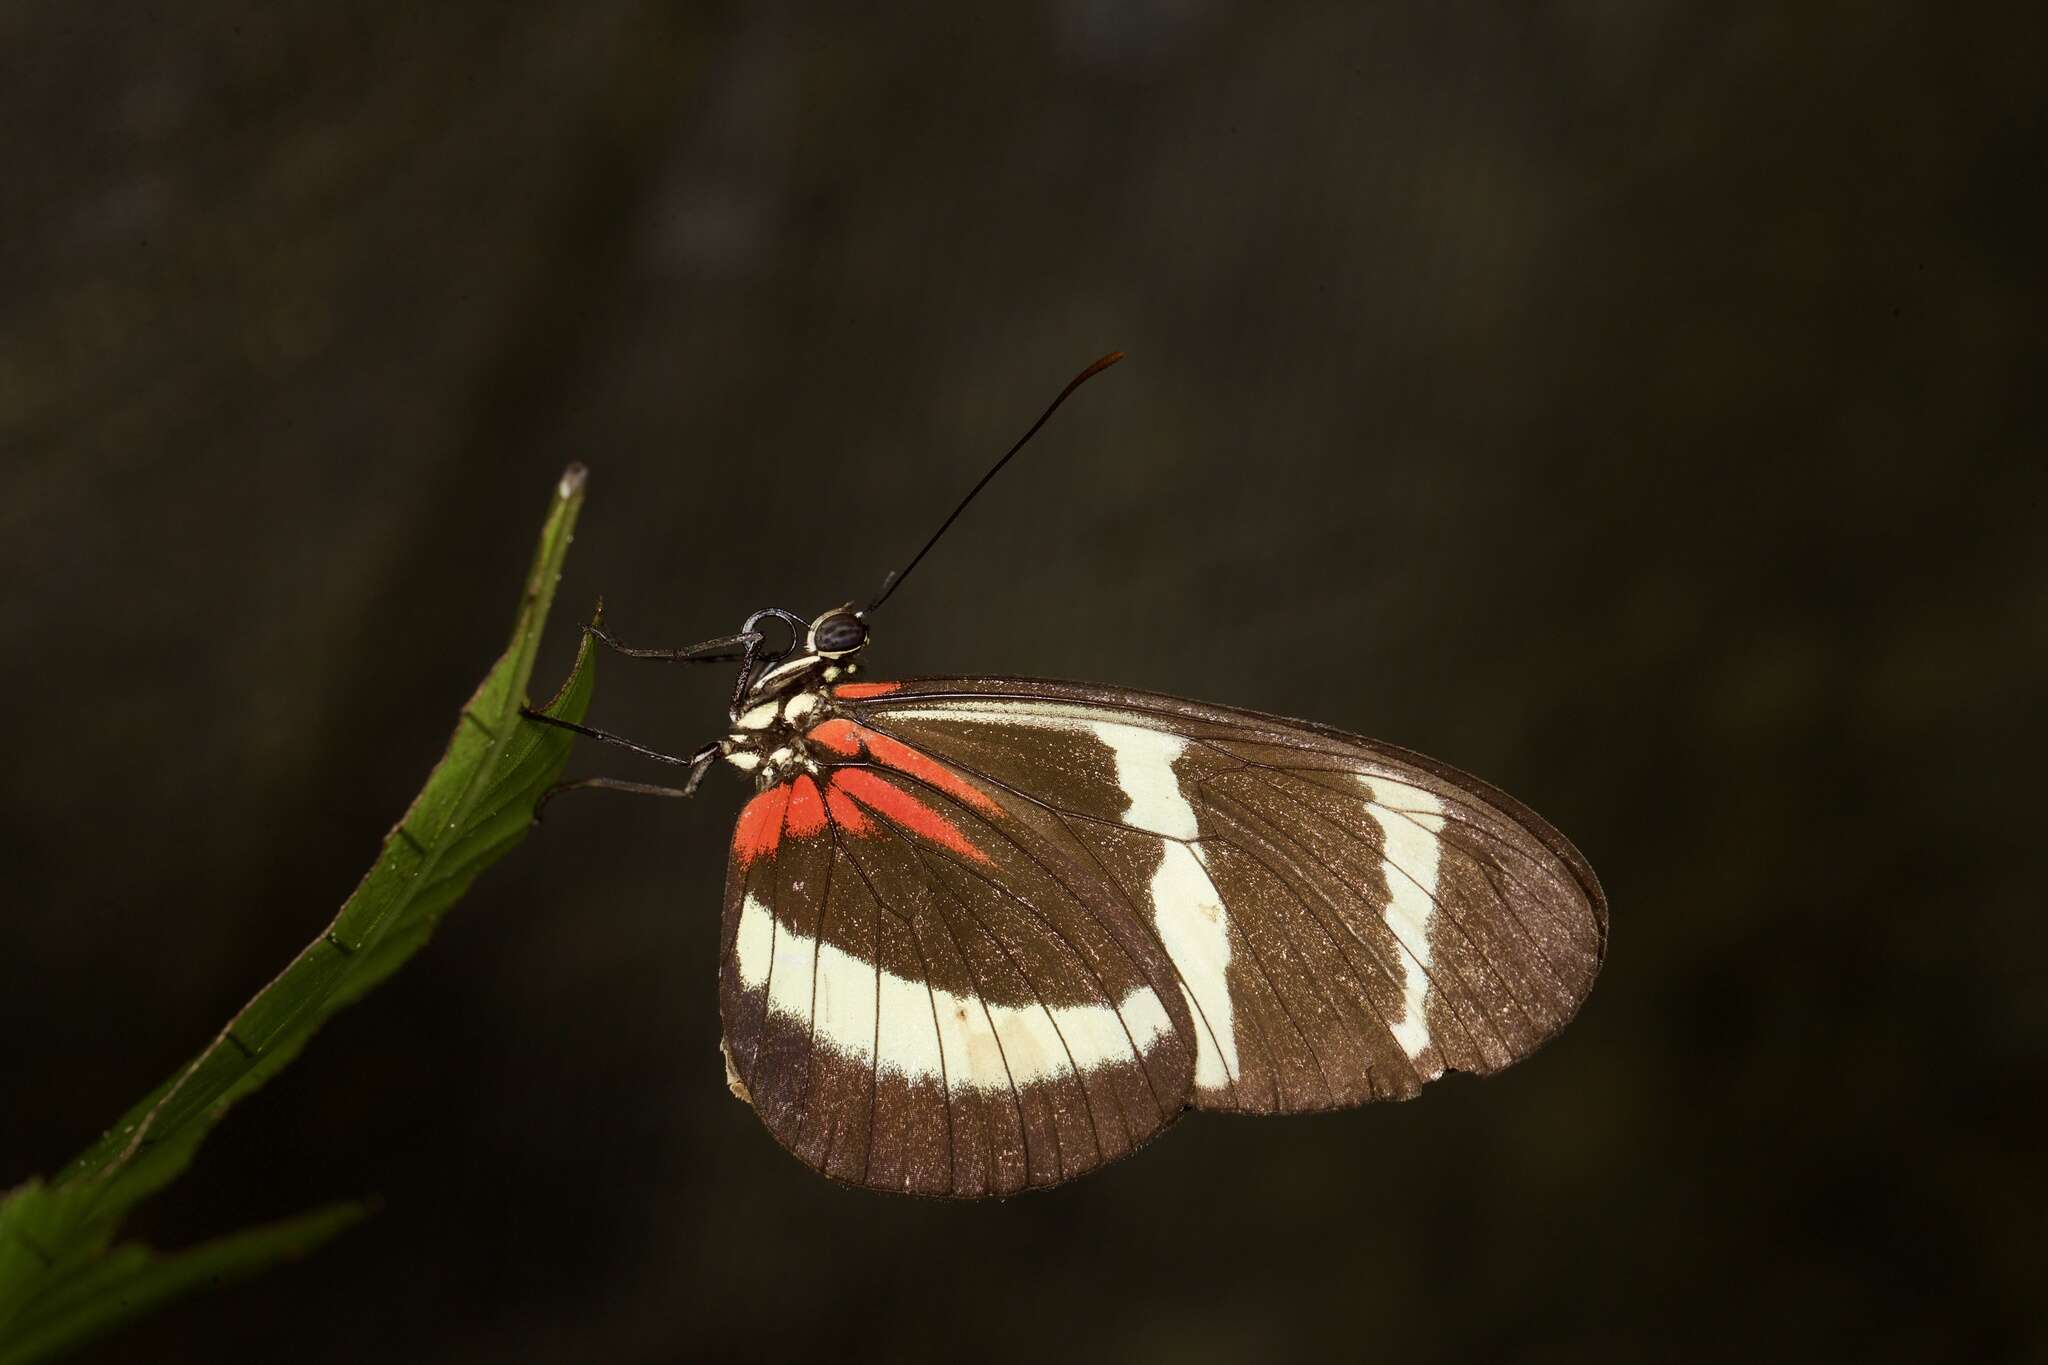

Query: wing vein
left=835, top=744, right=1309, bottom=1109
left=841, top=826, right=1026, bottom=1185
left=845, top=785, right=1092, bottom=1177
left=1194, top=786, right=1461, bottom=1079
left=1279, top=766, right=1589, bottom=967
left=829, top=759, right=1183, bottom=1105
left=1037, top=802, right=1242, bottom=1112
left=1238, top=767, right=1539, bottom=1055
left=827, top=819, right=963, bottom=1194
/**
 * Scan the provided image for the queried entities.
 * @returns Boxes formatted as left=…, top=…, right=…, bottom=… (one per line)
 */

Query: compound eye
left=810, top=609, right=868, bottom=659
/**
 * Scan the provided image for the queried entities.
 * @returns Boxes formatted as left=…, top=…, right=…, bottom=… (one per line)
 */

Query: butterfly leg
left=534, top=774, right=705, bottom=822
left=578, top=620, right=792, bottom=716
left=519, top=710, right=716, bottom=768
left=526, top=735, right=722, bottom=821
left=578, top=610, right=809, bottom=712
left=584, top=624, right=762, bottom=664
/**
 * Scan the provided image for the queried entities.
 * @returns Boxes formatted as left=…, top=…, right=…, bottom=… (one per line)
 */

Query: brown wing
left=835, top=677, right=1607, bottom=1115
left=717, top=759, right=1198, bottom=1198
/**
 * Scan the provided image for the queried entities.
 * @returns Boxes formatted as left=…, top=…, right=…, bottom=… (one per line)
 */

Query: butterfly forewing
left=717, top=753, right=1199, bottom=1197
left=832, top=677, right=1607, bottom=1117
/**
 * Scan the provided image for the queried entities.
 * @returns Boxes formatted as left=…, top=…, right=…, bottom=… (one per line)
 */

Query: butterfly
left=528, top=354, right=1607, bottom=1197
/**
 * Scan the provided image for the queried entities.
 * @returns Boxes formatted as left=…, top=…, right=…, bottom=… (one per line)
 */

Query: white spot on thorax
left=782, top=691, right=819, bottom=724
left=725, top=750, right=761, bottom=772
left=733, top=892, right=1171, bottom=1090
left=1360, top=775, right=1446, bottom=1063
left=735, top=700, right=779, bottom=731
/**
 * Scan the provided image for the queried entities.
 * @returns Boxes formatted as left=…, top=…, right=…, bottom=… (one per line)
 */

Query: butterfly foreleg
left=584, top=623, right=762, bottom=665
left=518, top=709, right=715, bottom=767
left=527, top=739, right=723, bottom=821
left=533, top=771, right=709, bottom=822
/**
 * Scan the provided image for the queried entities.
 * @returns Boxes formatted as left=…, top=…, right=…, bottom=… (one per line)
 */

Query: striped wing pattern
left=837, top=679, right=1607, bottom=1116
left=716, top=676, right=1605, bottom=1195
left=717, top=727, right=1198, bottom=1197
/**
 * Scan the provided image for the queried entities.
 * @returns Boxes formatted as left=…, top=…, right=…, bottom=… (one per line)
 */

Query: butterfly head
left=807, top=605, right=869, bottom=660
left=733, top=604, right=870, bottom=710
left=721, top=606, right=874, bottom=784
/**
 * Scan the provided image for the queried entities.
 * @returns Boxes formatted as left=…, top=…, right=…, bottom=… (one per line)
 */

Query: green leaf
left=0, top=1204, right=366, bottom=1365
left=0, top=464, right=597, bottom=1361
left=0, top=1203, right=364, bottom=1365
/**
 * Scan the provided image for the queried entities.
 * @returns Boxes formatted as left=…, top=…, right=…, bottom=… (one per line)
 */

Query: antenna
left=865, top=351, right=1125, bottom=615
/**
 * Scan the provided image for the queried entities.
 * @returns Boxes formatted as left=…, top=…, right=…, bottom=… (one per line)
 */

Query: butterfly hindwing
left=717, top=750, right=1200, bottom=1197
left=833, top=678, right=1607, bottom=1116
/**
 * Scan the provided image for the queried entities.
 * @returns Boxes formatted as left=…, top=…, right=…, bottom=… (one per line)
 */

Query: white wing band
left=735, top=892, right=1173, bottom=1091
left=1361, top=775, right=1446, bottom=1065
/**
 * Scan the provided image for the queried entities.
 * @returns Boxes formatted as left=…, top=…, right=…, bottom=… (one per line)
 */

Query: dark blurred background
left=4, top=3, right=2041, bottom=1361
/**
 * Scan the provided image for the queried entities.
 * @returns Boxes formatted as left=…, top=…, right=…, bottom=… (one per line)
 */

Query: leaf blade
left=60, top=465, right=591, bottom=1210
left=0, top=465, right=599, bottom=1354
left=0, top=1204, right=366, bottom=1365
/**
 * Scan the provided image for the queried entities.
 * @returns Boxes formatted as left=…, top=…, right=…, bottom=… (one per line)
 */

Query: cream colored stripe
left=881, top=702, right=1242, bottom=1091
left=735, top=892, right=1171, bottom=1090
left=1360, top=776, right=1446, bottom=1062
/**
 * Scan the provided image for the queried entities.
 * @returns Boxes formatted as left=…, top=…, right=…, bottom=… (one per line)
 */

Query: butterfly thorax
left=713, top=604, right=876, bottom=788
left=719, top=665, right=864, bottom=789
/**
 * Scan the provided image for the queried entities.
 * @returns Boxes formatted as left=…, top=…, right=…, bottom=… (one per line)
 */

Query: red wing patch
left=735, top=716, right=1005, bottom=868
left=822, top=779, right=872, bottom=834
left=783, top=774, right=827, bottom=837
left=830, top=767, right=991, bottom=864
left=833, top=680, right=902, bottom=700
left=803, top=717, right=1004, bottom=819
left=805, top=717, right=863, bottom=755
left=860, top=728, right=1004, bottom=817
left=739, top=761, right=989, bottom=865
left=733, top=783, right=790, bottom=866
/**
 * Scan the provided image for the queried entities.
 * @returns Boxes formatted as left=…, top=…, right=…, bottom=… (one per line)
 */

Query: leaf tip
left=557, top=463, right=589, bottom=500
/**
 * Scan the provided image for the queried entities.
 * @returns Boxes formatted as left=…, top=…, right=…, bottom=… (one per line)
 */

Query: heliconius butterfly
left=527, top=353, right=1606, bottom=1197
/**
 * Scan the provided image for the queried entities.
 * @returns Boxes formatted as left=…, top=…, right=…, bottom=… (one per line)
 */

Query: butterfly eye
left=810, top=609, right=868, bottom=659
